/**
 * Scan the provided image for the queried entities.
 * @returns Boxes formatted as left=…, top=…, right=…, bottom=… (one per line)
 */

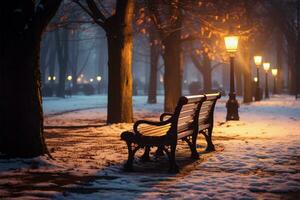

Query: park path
left=0, top=95, right=299, bottom=199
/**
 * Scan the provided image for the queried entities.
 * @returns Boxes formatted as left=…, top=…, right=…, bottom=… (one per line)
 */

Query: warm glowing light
left=263, top=62, right=270, bottom=71
left=90, top=78, right=94, bottom=82
left=271, top=68, right=278, bottom=76
left=48, top=76, right=51, bottom=81
left=53, top=76, right=56, bottom=81
left=96, top=76, right=102, bottom=82
left=253, top=56, right=262, bottom=66
left=224, top=35, right=239, bottom=53
left=77, top=77, right=82, bottom=83
left=67, top=75, right=72, bottom=81
left=254, top=77, right=258, bottom=82
left=159, top=75, right=164, bottom=83
left=80, top=74, right=84, bottom=78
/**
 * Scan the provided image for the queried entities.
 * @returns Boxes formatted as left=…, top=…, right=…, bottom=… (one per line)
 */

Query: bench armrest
left=160, top=112, right=173, bottom=122
left=133, top=119, right=172, bottom=134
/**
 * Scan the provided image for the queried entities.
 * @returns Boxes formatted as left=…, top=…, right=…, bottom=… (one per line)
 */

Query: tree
left=0, top=0, right=62, bottom=157
left=147, top=0, right=183, bottom=112
left=147, top=28, right=160, bottom=104
left=75, top=0, right=134, bottom=123
left=190, top=51, right=223, bottom=92
left=55, top=28, right=69, bottom=97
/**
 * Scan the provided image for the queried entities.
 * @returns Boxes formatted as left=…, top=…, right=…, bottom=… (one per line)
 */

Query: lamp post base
left=226, top=93, right=239, bottom=121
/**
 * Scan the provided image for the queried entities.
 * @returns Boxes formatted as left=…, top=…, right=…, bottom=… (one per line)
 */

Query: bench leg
left=124, top=141, right=140, bottom=171
left=192, top=133, right=200, bottom=159
left=168, top=143, right=179, bottom=173
left=154, top=145, right=165, bottom=157
left=140, top=146, right=151, bottom=162
left=204, top=128, right=215, bottom=152
left=183, top=137, right=199, bottom=159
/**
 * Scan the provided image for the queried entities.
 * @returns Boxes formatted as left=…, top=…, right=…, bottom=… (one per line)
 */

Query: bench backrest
left=169, top=95, right=206, bottom=138
left=198, top=93, right=221, bottom=131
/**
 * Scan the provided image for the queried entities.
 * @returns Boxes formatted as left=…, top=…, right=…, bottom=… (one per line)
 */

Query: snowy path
left=0, top=95, right=299, bottom=199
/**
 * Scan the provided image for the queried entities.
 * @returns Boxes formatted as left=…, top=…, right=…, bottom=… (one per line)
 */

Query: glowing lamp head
left=254, top=77, right=258, bottom=82
left=96, top=76, right=102, bottom=82
left=67, top=75, right=72, bottom=81
left=90, top=78, right=94, bottom=82
left=253, top=56, right=262, bottom=66
left=271, top=68, right=278, bottom=76
left=263, top=62, right=270, bottom=71
left=53, top=76, right=56, bottom=81
left=48, top=76, right=52, bottom=81
left=224, top=35, right=239, bottom=53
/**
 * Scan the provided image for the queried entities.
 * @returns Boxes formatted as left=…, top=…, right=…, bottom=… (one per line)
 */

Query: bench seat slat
left=199, top=123, right=211, bottom=131
left=139, top=124, right=171, bottom=135
left=178, top=115, right=194, bottom=123
left=199, top=110, right=210, bottom=116
left=178, top=109, right=196, bottom=118
left=178, top=130, right=194, bottom=139
left=181, top=103, right=198, bottom=111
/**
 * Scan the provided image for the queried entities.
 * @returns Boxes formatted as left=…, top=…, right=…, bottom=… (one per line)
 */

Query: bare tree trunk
left=242, top=44, right=252, bottom=103
left=55, top=29, right=69, bottom=98
left=276, top=31, right=284, bottom=93
left=148, top=31, right=159, bottom=104
left=190, top=53, right=212, bottom=92
left=70, top=31, right=79, bottom=93
left=106, top=0, right=134, bottom=123
left=236, top=63, right=243, bottom=96
left=162, top=34, right=182, bottom=112
left=287, top=42, right=296, bottom=94
left=295, top=36, right=300, bottom=95
left=48, top=35, right=57, bottom=88
left=40, top=34, right=51, bottom=86
left=202, top=53, right=212, bottom=92
left=0, top=0, right=61, bottom=157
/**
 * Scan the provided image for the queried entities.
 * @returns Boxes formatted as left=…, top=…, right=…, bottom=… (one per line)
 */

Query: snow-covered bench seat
left=121, top=93, right=221, bottom=173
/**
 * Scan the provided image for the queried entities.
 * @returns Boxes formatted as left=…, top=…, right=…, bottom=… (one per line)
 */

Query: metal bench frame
left=121, top=93, right=221, bottom=173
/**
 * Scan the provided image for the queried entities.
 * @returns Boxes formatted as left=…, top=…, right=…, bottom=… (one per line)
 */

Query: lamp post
left=272, top=68, right=278, bottom=94
left=224, top=35, right=239, bottom=120
left=253, top=55, right=262, bottom=101
left=67, top=75, right=72, bottom=96
left=96, top=75, right=102, bottom=94
left=263, top=62, right=270, bottom=98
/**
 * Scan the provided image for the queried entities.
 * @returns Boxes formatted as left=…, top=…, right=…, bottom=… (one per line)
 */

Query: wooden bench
left=121, top=93, right=221, bottom=173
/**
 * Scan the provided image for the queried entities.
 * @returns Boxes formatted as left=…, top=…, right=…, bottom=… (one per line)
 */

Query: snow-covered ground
left=0, top=95, right=299, bottom=199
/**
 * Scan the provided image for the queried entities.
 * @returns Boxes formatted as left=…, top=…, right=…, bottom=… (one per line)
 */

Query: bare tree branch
left=73, top=0, right=106, bottom=28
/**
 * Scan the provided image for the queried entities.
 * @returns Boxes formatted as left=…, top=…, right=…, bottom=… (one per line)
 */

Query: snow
left=1, top=95, right=299, bottom=199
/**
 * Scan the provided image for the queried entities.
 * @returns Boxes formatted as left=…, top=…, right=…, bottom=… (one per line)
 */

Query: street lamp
left=67, top=75, right=73, bottom=96
left=67, top=75, right=72, bottom=81
left=254, top=77, right=258, bottom=83
left=224, top=35, right=239, bottom=120
left=263, top=62, right=270, bottom=98
left=253, top=55, right=262, bottom=101
left=271, top=68, right=278, bottom=94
